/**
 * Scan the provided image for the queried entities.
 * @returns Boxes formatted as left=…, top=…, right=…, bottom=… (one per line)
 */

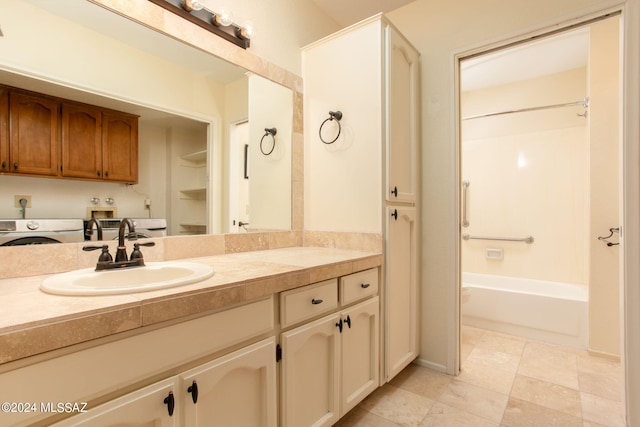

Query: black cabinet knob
left=344, top=315, right=351, bottom=329
left=188, top=380, right=199, bottom=404
left=391, top=186, right=398, bottom=197
left=391, top=209, right=398, bottom=220
left=163, top=392, right=175, bottom=416
left=311, top=298, right=323, bottom=305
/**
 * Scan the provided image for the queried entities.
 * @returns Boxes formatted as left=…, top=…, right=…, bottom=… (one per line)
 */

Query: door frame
left=452, top=1, right=640, bottom=423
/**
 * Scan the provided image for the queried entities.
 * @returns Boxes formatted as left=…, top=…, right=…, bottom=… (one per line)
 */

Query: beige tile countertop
left=0, top=247, right=382, bottom=365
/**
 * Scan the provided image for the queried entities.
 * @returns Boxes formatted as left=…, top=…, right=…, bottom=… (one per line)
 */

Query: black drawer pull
left=391, top=186, right=398, bottom=197
left=188, top=380, right=199, bottom=404
left=163, top=392, right=175, bottom=416
left=311, top=298, right=323, bottom=305
left=344, top=315, right=351, bottom=329
left=361, top=283, right=370, bottom=289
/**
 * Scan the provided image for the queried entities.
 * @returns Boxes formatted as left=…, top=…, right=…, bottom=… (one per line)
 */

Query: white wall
left=461, top=68, right=589, bottom=284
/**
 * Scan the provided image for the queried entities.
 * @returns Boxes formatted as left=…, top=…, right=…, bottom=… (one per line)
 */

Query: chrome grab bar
left=462, top=234, right=534, bottom=244
left=462, top=180, right=470, bottom=227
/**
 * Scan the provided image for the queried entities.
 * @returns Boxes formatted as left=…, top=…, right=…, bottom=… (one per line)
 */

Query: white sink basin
left=41, top=261, right=215, bottom=296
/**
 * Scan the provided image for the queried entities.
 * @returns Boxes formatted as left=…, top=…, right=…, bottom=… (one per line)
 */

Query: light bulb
left=213, top=10, right=233, bottom=27
left=182, top=0, right=203, bottom=11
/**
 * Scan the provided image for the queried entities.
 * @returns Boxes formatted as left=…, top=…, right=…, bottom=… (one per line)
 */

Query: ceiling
left=311, top=0, right=416, bottom=27
left=461, top=28, right=589, bottom=91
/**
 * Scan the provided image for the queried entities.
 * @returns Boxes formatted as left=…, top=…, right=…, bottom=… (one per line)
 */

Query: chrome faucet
left=84, top=218, right=103, bottom=240
left=115, top=218, right=136, bottom=262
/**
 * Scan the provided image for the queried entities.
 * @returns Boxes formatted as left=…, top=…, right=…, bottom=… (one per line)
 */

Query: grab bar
left=462, top=180, right=470, bottom=227
left=462, top=234, right=534, bottom=244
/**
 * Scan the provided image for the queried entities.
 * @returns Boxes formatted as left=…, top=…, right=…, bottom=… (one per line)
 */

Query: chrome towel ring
left=319, top=110, right=342, bottom=144
left=260, top=127, right=277, bottom=155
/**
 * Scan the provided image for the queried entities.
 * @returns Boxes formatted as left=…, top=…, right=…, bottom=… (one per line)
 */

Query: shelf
left=180, top=223, right=207, bottom=235
left=179, top=188, right=206, bottom=200
left=180, top=150, right=207, bottom=166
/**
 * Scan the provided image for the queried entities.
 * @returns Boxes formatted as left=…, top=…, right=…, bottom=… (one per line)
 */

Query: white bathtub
left=461, top=272, right=588, bottom=348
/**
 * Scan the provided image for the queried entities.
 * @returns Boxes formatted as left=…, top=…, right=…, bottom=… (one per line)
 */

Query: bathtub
left=461, top=272, right=588, bottom=348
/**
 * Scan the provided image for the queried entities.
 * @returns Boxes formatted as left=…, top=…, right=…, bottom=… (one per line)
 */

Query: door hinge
left=276, top=344, right=282, bottom=362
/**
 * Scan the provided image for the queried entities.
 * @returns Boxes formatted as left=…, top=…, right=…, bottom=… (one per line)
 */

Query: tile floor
left=335, top=326, right=625, bottom=427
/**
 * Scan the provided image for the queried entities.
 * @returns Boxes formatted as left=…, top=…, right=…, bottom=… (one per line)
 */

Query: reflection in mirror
left=0, top=0, right=293, bottom=237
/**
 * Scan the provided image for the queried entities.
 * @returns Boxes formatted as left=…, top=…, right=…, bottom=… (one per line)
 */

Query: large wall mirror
left=0, top=0, right=296, bottom=236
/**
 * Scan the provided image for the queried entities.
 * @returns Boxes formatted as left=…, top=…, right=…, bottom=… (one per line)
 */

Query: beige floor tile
left=390, top=364, right=452, bottom=400
left=501, top=397, right=583, bottom=427
left=476, top=330, right=527, bottom=357
left=437, top=379, right=509, bottom=422
left=458, top=358, right=516, bottom=394
left=420, top=402, right=500, bottom=427
left=335, top=408, right=402, bottom=427
left=517, top=341, right=579, bottom=389
left=461, top=325, right=486, bottom=345
left=577, top=353, right=624, bottom=402
left=510, top=375, right=582, bottom=417
left=359, top=384, right=434, bottom=427
left=465, top=346, right=521, bottom=374
left=580, top=392, right=626, bottom=427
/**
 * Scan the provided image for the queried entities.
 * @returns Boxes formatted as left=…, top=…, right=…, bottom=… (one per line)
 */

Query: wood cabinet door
left=50, top=377, right=179, bottom=427
left=102, top=111, right=138, bottom=183
left=181, top=338, right=277, bottom=427
left=341, top=297, right=380, bottom=415
left=9, top=91, right=59, bottom=176
left=281, top=313, right=341, bottom=427
left=386, top=26, right=420, bottom=203
left=385, top=206, right=418, bottom=381
left=0, top=87, right=8, bottom=172
left=61, top=103, right=102, bottom=179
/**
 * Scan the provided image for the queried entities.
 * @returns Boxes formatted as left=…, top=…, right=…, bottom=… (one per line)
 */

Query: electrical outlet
left=144, top=199, right=151, bottom=209
left=14, top=195, right=32, bottom=208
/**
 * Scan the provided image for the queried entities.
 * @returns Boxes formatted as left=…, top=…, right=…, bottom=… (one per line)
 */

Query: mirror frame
left=90, top=0, right=304, bottom=232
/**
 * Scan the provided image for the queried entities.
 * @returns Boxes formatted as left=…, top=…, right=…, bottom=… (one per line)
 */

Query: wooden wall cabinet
left=8, top=91, right=59, bottom=176
left=0, top=85, right=138, bottom=183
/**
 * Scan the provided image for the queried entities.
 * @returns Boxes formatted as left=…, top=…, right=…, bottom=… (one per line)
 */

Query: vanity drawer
left=340, top=268, right=379, bottom=305
left=280, top=279, right=338, bottom=328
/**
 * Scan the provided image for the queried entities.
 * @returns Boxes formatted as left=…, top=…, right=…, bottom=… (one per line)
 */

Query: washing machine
left=0, top=219, right=85, bottom=246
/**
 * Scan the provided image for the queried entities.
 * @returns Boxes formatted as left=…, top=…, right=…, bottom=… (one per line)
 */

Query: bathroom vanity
left=0, top=245, right=382, bottom=426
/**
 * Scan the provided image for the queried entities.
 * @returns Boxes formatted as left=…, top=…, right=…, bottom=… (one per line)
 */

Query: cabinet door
left=385, top=206, right=418, bottom=380
left=102, top=111, right=138, bottom=183
left=281, top=313, right=341, bottom=427
left=0, top=87, right=8, bottom=172
left=51, top=377, right=179, bottom=427
left=61, top=103, right=102, bottom=179
left=9, top=91, right=59, bottom=176
left=341, top=297, right=380, bottom=414
left=182, top=337, right=277, bottom=427
left=386, top=26, right=420, bottom=203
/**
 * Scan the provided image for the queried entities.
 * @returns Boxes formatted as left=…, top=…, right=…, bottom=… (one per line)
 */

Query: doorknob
left=597, top=227, right=620, bottom=247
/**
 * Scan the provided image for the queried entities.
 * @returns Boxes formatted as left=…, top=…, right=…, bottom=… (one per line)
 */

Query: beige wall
left=461, top=68, right=589, bottom=284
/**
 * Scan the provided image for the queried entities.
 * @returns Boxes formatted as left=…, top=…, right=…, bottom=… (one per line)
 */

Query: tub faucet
left=84, top=218, right=103, bottom=241
left=115, top=218, right=137, bottom=262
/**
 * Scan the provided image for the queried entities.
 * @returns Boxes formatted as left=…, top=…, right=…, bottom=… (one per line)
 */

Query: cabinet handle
left=391, top=209, right=398, bottom=221
left=105, top=171, right=109, bottom=177
left=96, top=170, right=101, bottom=177
left=188, top=380, right=199, bottom=404
left=336, top=318, right=343, bottom=333
left=391, top=186, right=398, bottom=197
left=361, top=283, right=370, bottom=289
left=1, top=161, right=5, bottom=169
left=163, top=392, right=175, bottom=416
left=311, top=298, right=323, bottom=305
left=13, top=162, right=18, bottom=170
left=344, top=315, right=351, bottom=329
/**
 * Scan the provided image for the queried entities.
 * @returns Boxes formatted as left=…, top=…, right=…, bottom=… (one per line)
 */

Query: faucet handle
left=83, top=244, right=113, bottom=263
left=130, top=241, right=155, bottom=261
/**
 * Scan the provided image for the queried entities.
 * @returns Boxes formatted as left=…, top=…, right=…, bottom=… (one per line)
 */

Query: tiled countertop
left=0, top=247, right=382, bottom=365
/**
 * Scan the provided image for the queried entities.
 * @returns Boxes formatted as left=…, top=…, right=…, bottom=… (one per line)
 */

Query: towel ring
left=319, top=110, right=342, bottom=144
left=260, top=127, right=277, bottom=155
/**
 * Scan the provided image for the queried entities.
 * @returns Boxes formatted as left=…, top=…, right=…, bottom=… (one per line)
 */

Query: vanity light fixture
left=148, top=0, right=250, bottom=49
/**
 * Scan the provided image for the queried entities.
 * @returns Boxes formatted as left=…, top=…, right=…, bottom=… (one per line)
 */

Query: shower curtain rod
left=462, top=97, right=589, bottom=120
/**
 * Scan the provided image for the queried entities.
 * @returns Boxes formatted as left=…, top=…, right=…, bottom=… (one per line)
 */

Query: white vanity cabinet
left=51, top=378, right=180, bottom=427
left=303, top=14, right=420, bottom=383
left=180, top=337, right=277, bottom=427
left=280, top=270, right=380, bottom=427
